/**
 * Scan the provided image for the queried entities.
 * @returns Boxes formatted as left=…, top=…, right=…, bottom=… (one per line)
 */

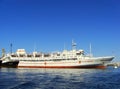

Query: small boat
left=114, top=66, right=118, bottom=69
left=114, top=63, right=118, bottom=69
left=0, top=48, right=19, bottom=68
left=1, top=56, right=19, bottom=68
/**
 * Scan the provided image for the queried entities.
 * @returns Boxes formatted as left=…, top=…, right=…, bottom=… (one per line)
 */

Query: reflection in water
left=0, top=68, right=120, bottom=89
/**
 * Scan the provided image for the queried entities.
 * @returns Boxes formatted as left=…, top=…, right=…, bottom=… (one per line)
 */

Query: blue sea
left=0, top=67, right=120, bottom=89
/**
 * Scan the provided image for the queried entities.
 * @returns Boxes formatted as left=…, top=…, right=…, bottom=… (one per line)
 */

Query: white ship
left=1, top=42, right=114, bottom=69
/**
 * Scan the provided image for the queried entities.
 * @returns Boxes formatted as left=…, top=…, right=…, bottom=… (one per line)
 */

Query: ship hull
left=2, top=60, right=19, bottom=68
left=17, top=59, right=106, bottom=69
left=18, top=64, right=106, bottom=69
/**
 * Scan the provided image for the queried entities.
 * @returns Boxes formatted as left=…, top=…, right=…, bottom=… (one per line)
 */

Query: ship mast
left=34, top=43, right=36, bottom=52
left=72, top=40, right=77, bottom=50
left=10, top=43, right=12, bottom=54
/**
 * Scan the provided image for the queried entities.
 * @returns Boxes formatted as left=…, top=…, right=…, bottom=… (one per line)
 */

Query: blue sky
left=0, top=0, right=120, bottom=61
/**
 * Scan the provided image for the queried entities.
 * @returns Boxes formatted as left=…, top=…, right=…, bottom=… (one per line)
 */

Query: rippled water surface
left=0, top=67, right=120, bottom=89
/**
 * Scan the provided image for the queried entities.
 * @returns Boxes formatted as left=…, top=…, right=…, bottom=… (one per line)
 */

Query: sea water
left=0, top=67, right=120, bottom=89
